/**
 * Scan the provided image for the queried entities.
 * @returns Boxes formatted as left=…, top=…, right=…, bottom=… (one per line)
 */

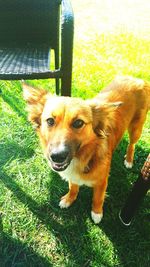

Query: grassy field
left=0, top=1, right=150, bottom=266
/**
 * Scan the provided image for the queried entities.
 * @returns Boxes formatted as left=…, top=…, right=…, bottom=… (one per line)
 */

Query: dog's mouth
left=49, top=158, right=71, bottom=172
left=47, top=142, right=79, bottom=172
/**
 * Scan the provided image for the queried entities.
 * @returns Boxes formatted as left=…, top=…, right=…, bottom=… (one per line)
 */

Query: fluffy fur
left=23, top=76, right=150, bottom=223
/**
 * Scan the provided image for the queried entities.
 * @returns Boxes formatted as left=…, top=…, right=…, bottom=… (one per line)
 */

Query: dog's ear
left=22, top=82, right=49, bottom=128
left=89, top=100, right=122, bottom=138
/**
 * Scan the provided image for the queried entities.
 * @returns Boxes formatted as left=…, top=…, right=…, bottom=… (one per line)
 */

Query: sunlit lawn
left=0, top=1, right=150, bottom=266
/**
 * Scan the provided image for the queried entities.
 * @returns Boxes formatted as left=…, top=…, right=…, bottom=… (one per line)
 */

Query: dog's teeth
left=124, top=159, right=133, bottom=169
left=91, top=211, right=103, bottom=224
left=59, top=199, right=71, bottom=209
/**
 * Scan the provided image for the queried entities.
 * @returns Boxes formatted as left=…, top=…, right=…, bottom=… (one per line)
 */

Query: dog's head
left=23, top=83, right=121, bottom=172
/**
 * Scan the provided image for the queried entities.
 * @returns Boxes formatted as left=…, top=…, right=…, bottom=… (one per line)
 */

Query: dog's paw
left=59, top=198, right=71, bottom=209
left=91, top=211, right=103, bottom=224
left=124, top=159, right=133, bottom=169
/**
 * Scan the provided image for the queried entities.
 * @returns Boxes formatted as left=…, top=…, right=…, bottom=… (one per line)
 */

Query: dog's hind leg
left=124, top=112, right=147, bottom=168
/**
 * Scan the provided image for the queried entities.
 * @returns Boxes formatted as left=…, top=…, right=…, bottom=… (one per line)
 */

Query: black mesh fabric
left=0, top=45, right=50, bottom=79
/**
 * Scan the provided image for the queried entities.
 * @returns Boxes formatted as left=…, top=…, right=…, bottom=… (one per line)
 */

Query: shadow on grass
left=0, top=82, right=26, bottom=119
left=0, top=138, right=35, bottom=167
left=0, top=138, right=93, bottom=265
left=0, top=136, right=150, bottom=266
left=101, top=140, right=150, bottom=267
left=0, top=169, right=93, bottom=266
left=0, top=216, right=51, bottom=267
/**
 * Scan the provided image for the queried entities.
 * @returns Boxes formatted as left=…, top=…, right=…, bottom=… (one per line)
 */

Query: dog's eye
left=47, top=118, right=55, bottom=126
left=72, top=119, right=84, bottom=129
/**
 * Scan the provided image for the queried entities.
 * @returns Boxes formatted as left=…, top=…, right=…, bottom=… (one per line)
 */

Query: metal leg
left=61, top=74, right=71, bottom=96
left=61, top=0, right=74, bottom=97
left=55, top=47, right=60, bottom=95
left=119, top=154, right=150, bottom=225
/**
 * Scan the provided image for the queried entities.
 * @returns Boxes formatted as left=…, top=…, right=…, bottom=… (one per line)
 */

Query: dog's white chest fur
left=59, top=158, right=93, bottom=187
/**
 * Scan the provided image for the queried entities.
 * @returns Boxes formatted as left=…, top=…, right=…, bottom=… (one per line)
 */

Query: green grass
left=0, top=4, right=150, bottom=267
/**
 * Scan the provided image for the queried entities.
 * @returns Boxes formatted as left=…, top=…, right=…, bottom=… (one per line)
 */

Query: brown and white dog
left=23, top=76, right=150, bottom=223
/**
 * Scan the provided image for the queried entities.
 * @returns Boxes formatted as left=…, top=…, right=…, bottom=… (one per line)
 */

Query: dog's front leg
left=91, top=179, right=108, bottom=224
left=59, top=182, right=79, bottom=209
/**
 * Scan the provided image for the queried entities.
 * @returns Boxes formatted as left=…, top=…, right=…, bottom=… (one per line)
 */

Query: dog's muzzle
left=49, top=145, right=71, bottom=172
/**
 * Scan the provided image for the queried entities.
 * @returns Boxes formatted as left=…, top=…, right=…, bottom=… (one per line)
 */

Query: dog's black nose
left=50, top=148, right=69, bottom=163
